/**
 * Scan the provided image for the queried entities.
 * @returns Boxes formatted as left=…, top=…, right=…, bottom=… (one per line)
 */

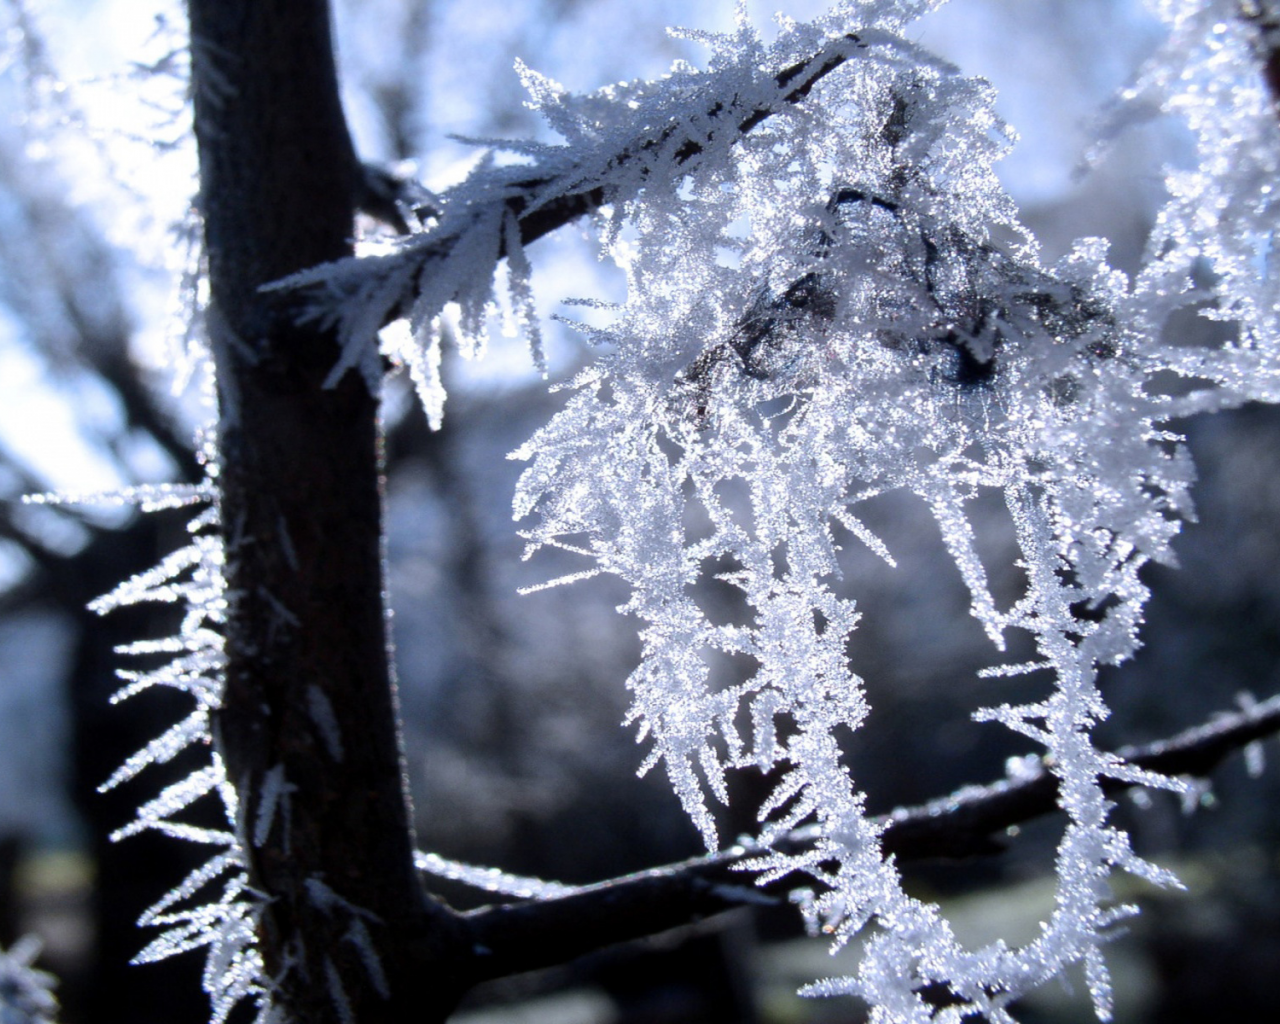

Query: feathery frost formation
left=80, top=471, right=276, bottom=1024
left=1134, top=0, right=1280, bottom=398
left=507, top=0, right=1280, bottom=1020
left=70, top=0, right=1280, bottom=1022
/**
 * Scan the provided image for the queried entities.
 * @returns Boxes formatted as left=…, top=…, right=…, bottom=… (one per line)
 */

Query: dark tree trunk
left=187, top=3, right=463, bottom=1022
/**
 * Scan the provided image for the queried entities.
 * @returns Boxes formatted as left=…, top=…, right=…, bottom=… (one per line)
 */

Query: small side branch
left=458, top=694, right=1280, bottom=983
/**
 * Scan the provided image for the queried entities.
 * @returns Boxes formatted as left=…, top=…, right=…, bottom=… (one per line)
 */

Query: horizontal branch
left=457, top=693, right=1280, bottom=983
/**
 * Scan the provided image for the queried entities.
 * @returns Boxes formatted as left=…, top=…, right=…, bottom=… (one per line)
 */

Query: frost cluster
left=500, top=1, right=1280, bottom=1021
left=1133, top=0, right=1280, bottom=398
left=78, top=470, right=278, bottom=1024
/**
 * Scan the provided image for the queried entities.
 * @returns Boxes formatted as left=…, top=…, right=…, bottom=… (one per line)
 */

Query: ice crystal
left=306, top=685, right=345, bottom=763
left=78, top=479, right=277, bottom=1024
left=0, top=938, right=57, bottom=1024
left=253, top=765, right=296, bottom=849
left=343, top=918, right=390, bottom=1001
left=509, top=1, right=1279, bottom=1020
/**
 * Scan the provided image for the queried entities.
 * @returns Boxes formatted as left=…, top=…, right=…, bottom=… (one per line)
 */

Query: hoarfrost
left=99, top=708, right=211, bottom=792
left=413, top=850, right=581, bottom=900
left=323, top=957, right=356, bottom=1024
left=306, top=684, right=345, bottom=762
left=56, top=1, right=1280, bottom=1022
left=111, top=763, right=222, bottom=841
left=304, top=877, right=380, bottom=923
left=343, top=919, right=390, bottom=1001
left=77, top=484, right=276, bottom=1024
left=507, top=0, right=1280, bottom=1019
left=252, top=765, right=295, bottom=848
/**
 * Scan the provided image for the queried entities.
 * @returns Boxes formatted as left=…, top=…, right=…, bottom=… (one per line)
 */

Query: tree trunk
left=187, top=3, right=463, bottom=1021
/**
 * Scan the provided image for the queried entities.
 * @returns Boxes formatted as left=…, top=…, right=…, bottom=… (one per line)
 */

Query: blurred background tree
left=0, top=2, right=1277, bottom=1023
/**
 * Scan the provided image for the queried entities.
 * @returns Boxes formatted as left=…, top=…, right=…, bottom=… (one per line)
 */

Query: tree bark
left=187, top=3, right=463, bottom=1022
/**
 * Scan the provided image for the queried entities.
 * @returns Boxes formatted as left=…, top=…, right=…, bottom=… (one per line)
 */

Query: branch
left=881, top=693, right=1280, bottom=861
left=458, top=694, right=1280, bottom=982
left=507, top=32, right=864, bottom=251
left=272, top=30, right=871, bottom=340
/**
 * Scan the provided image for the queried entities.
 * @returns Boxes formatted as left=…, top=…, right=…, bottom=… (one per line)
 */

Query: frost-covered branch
left=269, top=16, right=889, bottom=406
left=882, top=692, right=1280, bottom=861
left=500, top=29, right=866, bottom=250
left=459, top=694, right=1280, bottom=982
